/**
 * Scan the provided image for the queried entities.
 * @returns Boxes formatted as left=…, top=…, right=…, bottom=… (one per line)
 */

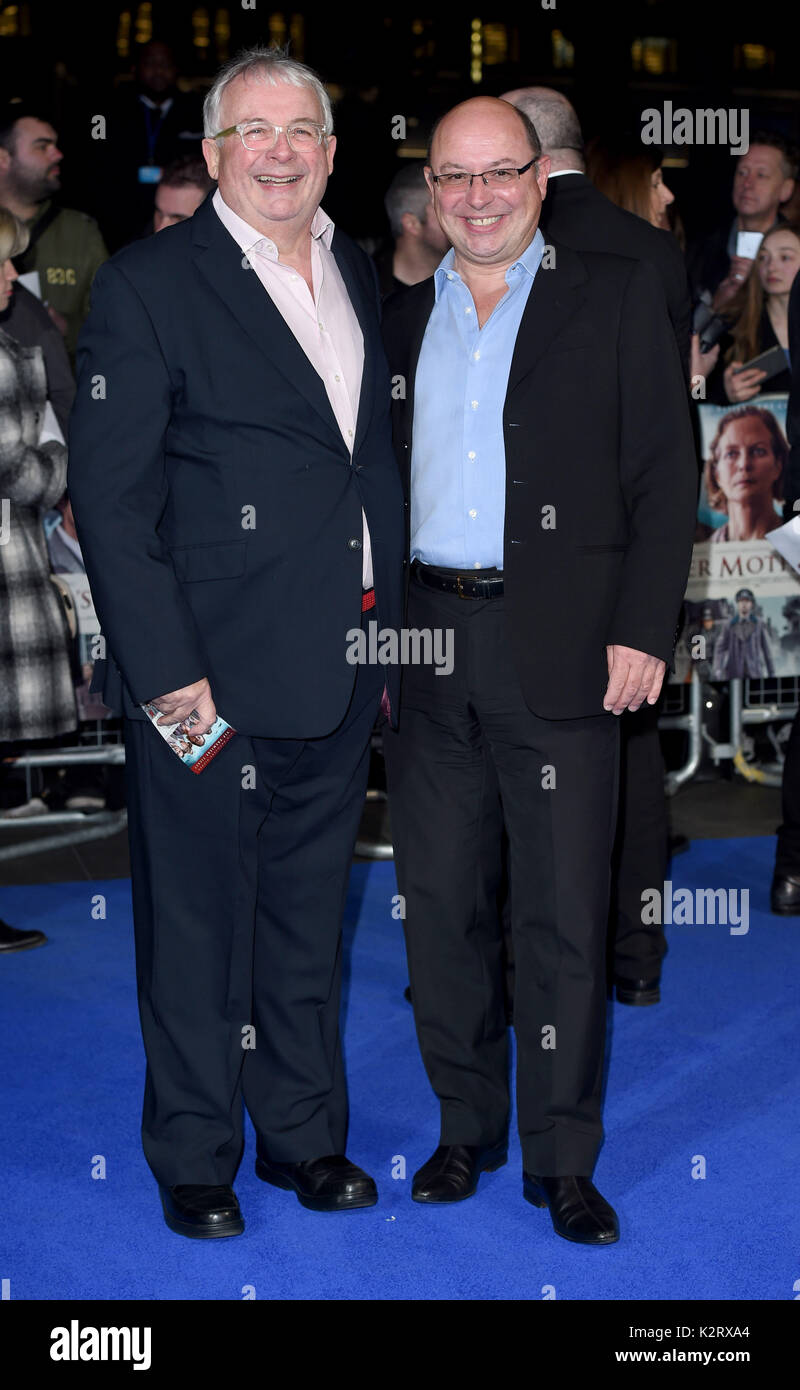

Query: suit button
left=403, top=442, right=409, bottom=450
left=348, top=537, right=362, bottom=551
left=403, top=500, right=409, bottom=510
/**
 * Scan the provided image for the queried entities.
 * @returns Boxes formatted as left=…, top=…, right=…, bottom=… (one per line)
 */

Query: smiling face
left=202, top=73, right=335, bottom=241
left=714, top=417, right=781, bottom=504
left=756, top=227, right=800, bottom=297
left=425, top=98, right=549, bottom=273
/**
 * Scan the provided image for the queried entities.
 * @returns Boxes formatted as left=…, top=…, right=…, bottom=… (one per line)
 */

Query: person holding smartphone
left=705, top=220, right=800, bottom=404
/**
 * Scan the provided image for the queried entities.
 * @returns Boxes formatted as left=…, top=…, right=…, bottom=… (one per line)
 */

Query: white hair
left=203, top=44, right=334, bottom=142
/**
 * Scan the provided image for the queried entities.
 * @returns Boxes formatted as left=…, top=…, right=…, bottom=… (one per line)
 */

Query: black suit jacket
left=539, top=173, right=691, bottom=375
left=68, top=192, right=405, bottom=738
left=382, top=240, right=697, bottom=721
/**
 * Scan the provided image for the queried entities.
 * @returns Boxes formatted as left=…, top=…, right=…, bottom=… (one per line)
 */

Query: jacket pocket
left=170, top=539, right=247, bottom=582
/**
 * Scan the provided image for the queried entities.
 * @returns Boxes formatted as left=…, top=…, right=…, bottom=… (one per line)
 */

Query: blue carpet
left=1, top=837, right=798, bottom=1300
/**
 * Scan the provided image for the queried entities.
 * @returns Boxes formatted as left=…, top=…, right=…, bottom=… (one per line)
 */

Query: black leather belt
left=412, top=559, right=504, bottom=599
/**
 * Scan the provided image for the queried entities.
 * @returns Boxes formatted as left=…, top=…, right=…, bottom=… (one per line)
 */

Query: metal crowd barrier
left=0, top=721, right=127, bottom=863
left=659, top=670, right=797, bottom=794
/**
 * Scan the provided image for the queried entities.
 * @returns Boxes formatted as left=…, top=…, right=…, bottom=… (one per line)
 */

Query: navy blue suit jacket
left=68, top=191, right=405, bottom=738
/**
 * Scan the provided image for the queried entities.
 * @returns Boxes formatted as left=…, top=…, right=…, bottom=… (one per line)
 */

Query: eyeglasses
left=212, top=120, right=328, bottom=153
left=430, top=158, right=538, bottom=191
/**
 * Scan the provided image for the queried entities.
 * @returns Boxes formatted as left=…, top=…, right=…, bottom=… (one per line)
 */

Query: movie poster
left=671, top=394, right=800, bottom=683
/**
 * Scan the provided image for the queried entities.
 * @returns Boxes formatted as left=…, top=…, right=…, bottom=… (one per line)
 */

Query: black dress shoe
left=523, top=1174, right=619, bottom=1245
left=159, top=1184, right=244, bottom=1239
left=255, top=1154, right=378, bottom=1211
left=771, top=873, right=800, bottom=915
left=0, top=918, right=47, bottom=952
left=412, top=1143, right=507, bottom=1203
left=614, top=974, right=660, bottom=1006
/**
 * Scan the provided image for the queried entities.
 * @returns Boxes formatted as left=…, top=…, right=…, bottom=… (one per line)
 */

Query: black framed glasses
left=430, top=158, right=538, bottom=191
left=212, top=120, right=328, bottom=152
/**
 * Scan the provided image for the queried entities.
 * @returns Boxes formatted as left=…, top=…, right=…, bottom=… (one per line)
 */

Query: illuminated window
left=551, top=29, right=574, bottom=70
left=268, top=12, right=287, bottom=47
left=482, top=23, right=507, bottom=65
left=734, top=43, right=775, bottom=71
left=289, top=13, right=305, bottom=59
left=214, top=9, right=230, bottom=62
left=0, top=5, right=19, bottom=38
left=631, top=36, right=677, bottom=76
left=135, top=2, right=153, bottom=46
left=192, top=7, right=210, bottom=51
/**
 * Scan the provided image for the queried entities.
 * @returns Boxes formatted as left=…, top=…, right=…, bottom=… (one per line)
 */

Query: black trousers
left=610, top=702, right=669, bottom=978
left=122, top=626, right=382, bottom=1187
left=775, top=704, right=800, bottom=874
left=383, top=579, right=620, bottom=1176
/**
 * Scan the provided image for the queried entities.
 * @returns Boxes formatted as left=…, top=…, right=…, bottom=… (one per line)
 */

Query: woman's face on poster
left=714, top=417, right=780, bottom=505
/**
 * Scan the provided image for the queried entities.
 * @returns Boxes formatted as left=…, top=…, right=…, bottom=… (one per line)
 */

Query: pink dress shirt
left=212, top=188, right=373, bottom=588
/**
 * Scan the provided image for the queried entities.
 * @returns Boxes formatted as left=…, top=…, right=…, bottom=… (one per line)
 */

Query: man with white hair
left=68, top=46, right=404, bottom=1236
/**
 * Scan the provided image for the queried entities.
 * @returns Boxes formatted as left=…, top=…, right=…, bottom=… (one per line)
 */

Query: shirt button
left=473, top=350, right=480, bottom=361
left=334, top=374, right=341, bottom=381
left=471, top=400, right=479, bottom=409
left=446, top=273, right=454, bottom=280
left=473, top=562, right=482, bottom=569
left=348, top=537, right=362, bottom=551
left=347, top=429, right=353, bottom=437
left=465, top=306, right=472, bottom=315
left=468, top=451, right=476, bottom=460
left=469, top=509, right=477, bottom=519
left=318, top=321, right=325, bottom=330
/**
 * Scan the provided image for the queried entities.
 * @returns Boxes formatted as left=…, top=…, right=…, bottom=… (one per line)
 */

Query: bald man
left=381, top=97, right=696, bottom=1244
left=503, top=87, right=693, bottom=1010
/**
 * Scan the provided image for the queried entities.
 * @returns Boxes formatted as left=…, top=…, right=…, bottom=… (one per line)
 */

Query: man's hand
left=150, top=676, right=216, bottom=733
left=724, top=361, right=767, bottom=402
left=604, top=645, right=665, bottom=715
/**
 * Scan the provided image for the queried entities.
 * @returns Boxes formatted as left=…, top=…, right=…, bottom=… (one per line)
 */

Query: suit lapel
left=506, top=240, right=588, bottom=396
left=330, top=229, right=376, bottom=455
left=191, top=197, right=341, bottom=445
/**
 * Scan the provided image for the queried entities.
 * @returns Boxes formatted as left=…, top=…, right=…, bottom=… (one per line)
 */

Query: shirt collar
left=212, top=187, right=335, bottom=260
left=433, top=226, right=546, bottom=301
left=139, top=93, right=173, bottom=114
left=547, top=168, right=585, bottom=178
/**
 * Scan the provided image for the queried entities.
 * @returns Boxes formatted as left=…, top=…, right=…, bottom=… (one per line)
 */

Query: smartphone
left=731, top=344, right=788, bottom=380
left=736, top=231, right=764, bottom=260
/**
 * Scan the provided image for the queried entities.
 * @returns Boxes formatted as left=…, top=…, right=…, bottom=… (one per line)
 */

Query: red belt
left=362, top=588, right=376, bottom=612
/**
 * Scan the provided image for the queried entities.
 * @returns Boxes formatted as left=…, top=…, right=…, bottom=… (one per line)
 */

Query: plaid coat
left=0, top=328, right=77, bottom=741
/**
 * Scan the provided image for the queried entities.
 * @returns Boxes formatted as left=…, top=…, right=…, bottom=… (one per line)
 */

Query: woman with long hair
left=586, top=132, right=676, bottom=230
left=713, top=220, right=800, bottom=404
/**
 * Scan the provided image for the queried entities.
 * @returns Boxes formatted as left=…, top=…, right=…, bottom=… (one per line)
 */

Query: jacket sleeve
left=605, top=258, right=698, bottom=663
left=67, top=259, right=207, bottom=705
left=0, top=406, right=66, bottom=509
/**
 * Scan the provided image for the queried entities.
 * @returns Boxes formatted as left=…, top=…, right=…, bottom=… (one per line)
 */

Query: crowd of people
left=0, top=40, right=798, bottom=1244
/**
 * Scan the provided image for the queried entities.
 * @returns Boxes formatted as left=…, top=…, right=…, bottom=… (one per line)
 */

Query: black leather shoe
left=523, top=1174, right=619, bottom=1245
left=255, top=1154, right=378, bottom=1210
left=0, top=918, right=46, bottom=952
left=771, top=873, right=800, bottom=915
left=159, top=1184, right=244, bottom=1239
left=412, top=1143, right=507, bottom=1203
left=614, top=974, right=660, bottom=1006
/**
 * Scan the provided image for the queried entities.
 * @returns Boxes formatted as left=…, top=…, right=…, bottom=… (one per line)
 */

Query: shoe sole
left=770, top=902, right=800, bottom=915
left=0, top=938, right=46, bottom=953
left=255, top=1159, right=378, bottom=1211
left=523, top=1186, right=619, bottom=1244
left=412, top=1151, right=508, bottom=1204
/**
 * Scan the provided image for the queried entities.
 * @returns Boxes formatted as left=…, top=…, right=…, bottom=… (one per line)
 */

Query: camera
left=692, top=299, right=728, bottom=354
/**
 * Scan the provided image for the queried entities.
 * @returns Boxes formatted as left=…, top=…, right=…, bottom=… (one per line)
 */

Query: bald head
left=429, top=96, right=541, bottom=168
left=501, top=86, right=584, bottom=172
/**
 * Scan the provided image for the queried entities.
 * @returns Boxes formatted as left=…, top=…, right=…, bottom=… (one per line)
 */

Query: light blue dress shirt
left=411, top=228, right=545, bottom=571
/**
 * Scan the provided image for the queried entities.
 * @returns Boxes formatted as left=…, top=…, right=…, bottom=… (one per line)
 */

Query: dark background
left=0, top=1, right=797, bottom=248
